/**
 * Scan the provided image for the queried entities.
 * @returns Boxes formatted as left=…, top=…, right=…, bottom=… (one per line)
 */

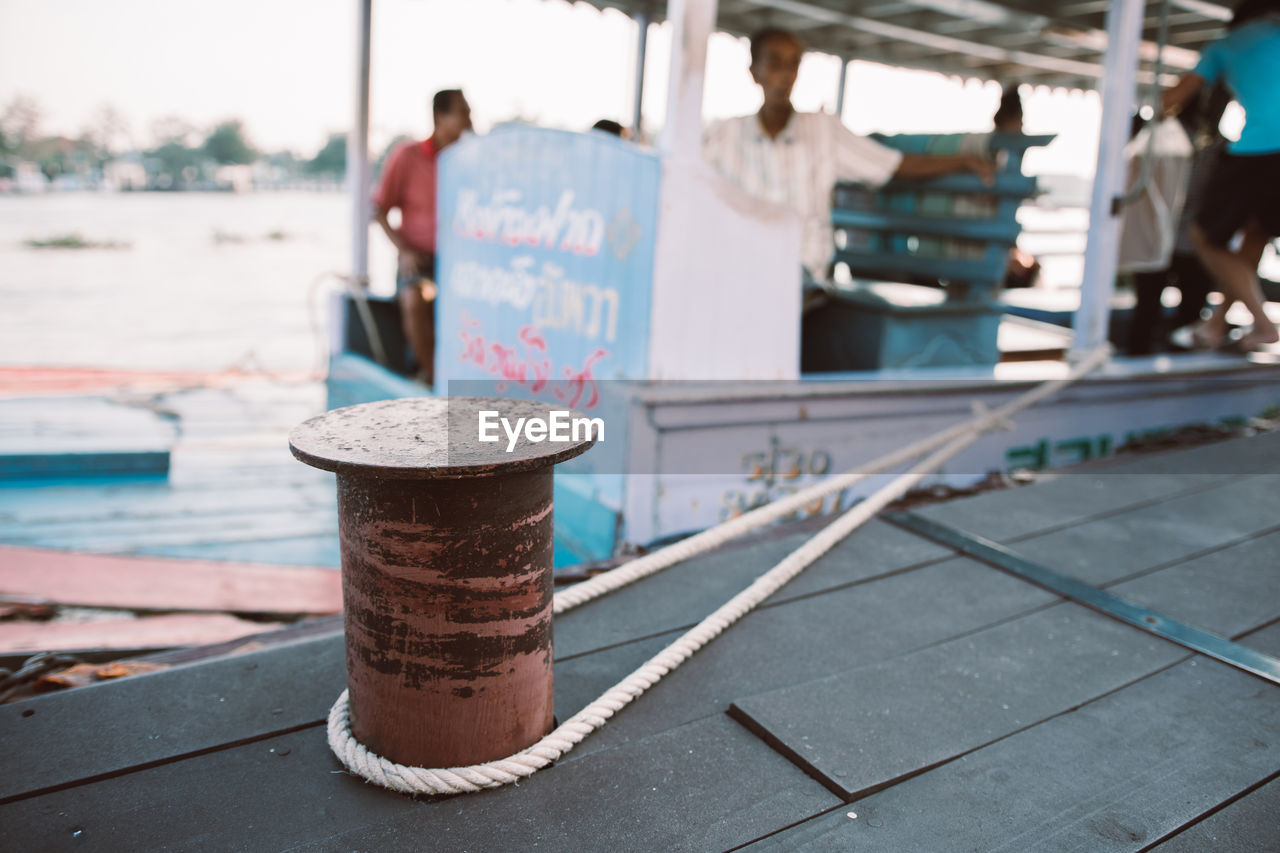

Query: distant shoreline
left=0, top=185, right=347, bottom=197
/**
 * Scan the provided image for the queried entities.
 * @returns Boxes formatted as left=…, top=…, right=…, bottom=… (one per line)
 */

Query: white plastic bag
left=1117, top=118, right=1194, bottom=273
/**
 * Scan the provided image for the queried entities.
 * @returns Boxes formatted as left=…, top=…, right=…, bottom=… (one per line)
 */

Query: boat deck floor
left=0, top=369, right=339, bottom=567
left=3, top=430, right=1278, bottom=851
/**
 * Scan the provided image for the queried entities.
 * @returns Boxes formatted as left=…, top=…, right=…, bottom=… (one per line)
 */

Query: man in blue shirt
left=1163, top=0, right=1280, bottom=351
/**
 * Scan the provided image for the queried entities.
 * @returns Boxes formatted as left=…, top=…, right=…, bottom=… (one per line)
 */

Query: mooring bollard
left=289, top=397, right=594, bottom=768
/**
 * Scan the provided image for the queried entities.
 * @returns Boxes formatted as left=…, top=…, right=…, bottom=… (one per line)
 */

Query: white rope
left=329, top=348, right=1110, bottom=795
left=552, top=346, right=1110, bottom=615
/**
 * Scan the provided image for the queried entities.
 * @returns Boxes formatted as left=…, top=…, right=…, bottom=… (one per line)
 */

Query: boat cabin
left=330, top=0, right=1280, bottom=564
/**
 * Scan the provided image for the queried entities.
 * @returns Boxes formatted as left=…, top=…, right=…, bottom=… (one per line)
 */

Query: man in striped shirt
left=704, top=28, right=994, bottom=282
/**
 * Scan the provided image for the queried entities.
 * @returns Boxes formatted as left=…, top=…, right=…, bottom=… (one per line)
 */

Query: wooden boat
left=328, top=0, right=1280, bottom=564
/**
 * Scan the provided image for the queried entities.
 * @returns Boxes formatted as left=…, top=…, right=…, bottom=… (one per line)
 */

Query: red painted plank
left=0, top=366, right=319, bottom=398
left=0, top=613, right=284, bottom=653
left=0, top=547, right=341, bottom=615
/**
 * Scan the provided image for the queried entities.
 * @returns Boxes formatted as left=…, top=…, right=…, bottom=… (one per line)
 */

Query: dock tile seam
left=1138, top=767, right=1280, bottom=852
left=721, top=590, right=1280, bottom=804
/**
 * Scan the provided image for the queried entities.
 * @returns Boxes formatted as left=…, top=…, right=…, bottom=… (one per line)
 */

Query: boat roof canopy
left=579, top=0, right=1232, bottom=90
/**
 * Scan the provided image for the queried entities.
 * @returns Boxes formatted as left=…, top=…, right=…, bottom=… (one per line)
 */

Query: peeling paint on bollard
left=289, top=397, right=594, bottom=768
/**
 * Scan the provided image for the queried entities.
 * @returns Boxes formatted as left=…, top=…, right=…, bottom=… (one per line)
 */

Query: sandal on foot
left=1235, top=328, right=1280, bottom=353
left=1189, top=323, right=1226, bottom=350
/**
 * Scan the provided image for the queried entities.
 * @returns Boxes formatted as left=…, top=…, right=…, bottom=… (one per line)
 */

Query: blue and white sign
left=435, top=125, right=661, bottom=408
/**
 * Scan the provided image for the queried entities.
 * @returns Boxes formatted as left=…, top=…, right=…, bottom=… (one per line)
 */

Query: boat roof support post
left=348, top=0, right=372, bottom=284
left=660, top=0, right=718, bottom=159
left=337, top=0, right=373, bottom=358
left=633, top=13, right=649, bottom=140
left=1071, top=0, right=1144, bottom=358
left=836, top=57, right=848, bottom=119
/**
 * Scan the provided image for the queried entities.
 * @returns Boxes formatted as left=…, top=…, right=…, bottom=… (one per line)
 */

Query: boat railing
left=832, top=131, right=1054, bottom=298
left=805, top=131, right=1054, bottom=371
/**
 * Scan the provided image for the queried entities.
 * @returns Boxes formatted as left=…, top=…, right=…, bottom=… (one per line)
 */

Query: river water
left=5, top=190, right=1275, bottom=376
left=0, top=191, right=399, bottom=374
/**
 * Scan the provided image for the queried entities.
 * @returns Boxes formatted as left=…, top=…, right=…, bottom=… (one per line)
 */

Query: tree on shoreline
left=0, top=96, right=42, bottom=177
left=1, top=97, right=366, bottom=188
left=306, top=132, right=346, bottom=177
left=203, top=120, right=256, bottom=165
left=1, top=96, right=42, bottom=155
left=89, top=105, right=132, bottom=159
left=145, top=115, right=201, bottom=187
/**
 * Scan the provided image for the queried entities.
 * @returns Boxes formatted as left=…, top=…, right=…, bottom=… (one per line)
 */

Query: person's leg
left=1167, top=251, right=1212, bottom=331
left=1127, top=269, right=1167, bottom=356
left=1186, top=152, right=1245, bottom=347
left=1189, top=150, right=1279, bottom=350
left=398, top=282, right=435, bottom=384
left=1235, top=221, right=1278, bottom=348
left=1193, top=219, right=1277, bottom=347
left=412, top=285, right=436, bottom=384
left=394, top=251, right=438, bottom=384
left=1189, top=221, right=1276, bottom=347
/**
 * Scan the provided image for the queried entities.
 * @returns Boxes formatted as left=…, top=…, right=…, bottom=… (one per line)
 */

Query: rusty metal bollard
left=290, top=397, right=594, bottom=768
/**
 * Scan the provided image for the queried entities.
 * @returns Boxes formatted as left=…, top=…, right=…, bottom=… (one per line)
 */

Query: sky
left=1, top=0, right=1131, bottom=176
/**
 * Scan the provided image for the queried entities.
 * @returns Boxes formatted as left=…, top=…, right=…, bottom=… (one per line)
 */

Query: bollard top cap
left=289, top=397, right=597, bottom=479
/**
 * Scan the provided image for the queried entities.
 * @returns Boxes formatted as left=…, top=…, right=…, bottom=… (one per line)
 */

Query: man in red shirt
left=374, top=89, right=472, bottom=384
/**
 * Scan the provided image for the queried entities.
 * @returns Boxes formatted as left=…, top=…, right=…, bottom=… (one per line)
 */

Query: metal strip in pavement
left=887, top=510, right=1280, bottom=687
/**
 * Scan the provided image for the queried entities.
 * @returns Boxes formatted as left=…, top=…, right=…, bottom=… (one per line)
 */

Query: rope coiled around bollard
left=328, top=349, right=1110, bottom=796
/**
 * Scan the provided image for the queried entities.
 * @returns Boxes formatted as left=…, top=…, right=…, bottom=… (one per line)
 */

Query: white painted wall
left=646, top=0, right=803, bottom=381
left=647, top=161, right=803, bottom=379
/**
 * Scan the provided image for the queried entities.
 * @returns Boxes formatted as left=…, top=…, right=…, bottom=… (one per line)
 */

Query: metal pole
left=632, top=13, right=649, bottom=139
left=836, top=57, right=848, bottom=119
left=333, top=0, right=373, bottom=362
left=1071, top=0, right=1143, bottom=357
left=660, top=0, right=718, bottom=159
left=290, top=397, right=595, bottom=768
left=348, top=0, right=372, bottom=287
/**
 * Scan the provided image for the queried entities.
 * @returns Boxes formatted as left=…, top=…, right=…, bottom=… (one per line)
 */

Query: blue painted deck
left=0, top=378, right=341, bottom=568
left=0, top=396, right=174, bottom=479
left=0, top=375, right=600, bottom=570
